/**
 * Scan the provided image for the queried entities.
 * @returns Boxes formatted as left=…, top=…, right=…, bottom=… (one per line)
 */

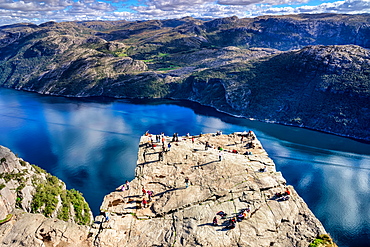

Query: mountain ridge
left=0, top=14, right=369, bottom=141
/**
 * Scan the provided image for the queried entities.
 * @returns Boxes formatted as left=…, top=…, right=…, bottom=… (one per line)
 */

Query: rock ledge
left=92, top=132, right=328, bottom=247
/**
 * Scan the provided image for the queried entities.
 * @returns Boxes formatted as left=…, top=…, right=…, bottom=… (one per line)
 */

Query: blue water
left=1, top=87, right=370, bottom=247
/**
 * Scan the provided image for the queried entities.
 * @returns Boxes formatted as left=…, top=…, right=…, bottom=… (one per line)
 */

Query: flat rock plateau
left=91, top=132, right=329, bottom=247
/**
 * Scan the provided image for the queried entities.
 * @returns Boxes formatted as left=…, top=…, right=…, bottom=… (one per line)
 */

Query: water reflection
left=1, top=88, right=370, bottom=247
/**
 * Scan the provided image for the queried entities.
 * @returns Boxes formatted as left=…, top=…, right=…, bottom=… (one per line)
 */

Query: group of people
left=120, top=180, right=130, bottom=191
left=212, top=206, right=251, bottom=229
left=274, top=188, right=291, bottom=201
left=141, top=187, right=155, bottom=208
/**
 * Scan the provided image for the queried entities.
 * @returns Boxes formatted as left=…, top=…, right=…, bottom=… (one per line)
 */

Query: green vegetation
left=30, top=172, right=91, bottom=225
left=0, top=214, right=12, bottom=224
left=0, top=171, right=27, bottom=183
left=0, top=183, right=5, bottom=190
left=0, top=157, right=6, bottom=163
left=58, top=189, right=91, bottom=225
left=19, top=160, right=27, bottom=166
left=68, top=189, right=91, bottom=225
left=157, top=65, right=180, bottom=71
left=309, top=234, right=337, bottom=247
left=31, top=175, right=62, bottom=216
left=32, top=164, right=46, bottom=174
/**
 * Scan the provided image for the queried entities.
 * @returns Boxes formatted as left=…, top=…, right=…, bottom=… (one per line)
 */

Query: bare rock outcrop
left=0, top=132, right=333, bottom=246
left=91, top=132, right=328, bottom=247
left=0, top=145, right=93, bottom=246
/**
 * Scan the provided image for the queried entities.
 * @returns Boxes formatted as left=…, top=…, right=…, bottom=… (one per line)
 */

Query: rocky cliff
left=91, top=132, right=335, bottom=247
left=0, top=14, right=369, bottom=141
left=0, top=145, right=93, bottom=246
left=175, top=45, right=370, bottom=141
left=0, top=133, right=336, bottom=246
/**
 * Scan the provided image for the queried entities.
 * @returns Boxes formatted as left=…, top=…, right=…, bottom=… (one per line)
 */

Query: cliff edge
left=91, top=132, right=333, bottom=247
left=0, top=145, right=93, bottom=246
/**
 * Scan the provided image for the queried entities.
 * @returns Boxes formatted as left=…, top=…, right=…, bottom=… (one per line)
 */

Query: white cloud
left=260, top=0, right=370, bottom=15
left=217, top=0, right=310, bottom=6
left=0, top=0, right=369, bottom=25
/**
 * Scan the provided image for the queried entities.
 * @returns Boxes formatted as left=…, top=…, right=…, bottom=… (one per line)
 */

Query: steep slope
left=91, top=133, right=336, bottom=247
left=0, top=15, right=369, bottom=141
left=0, top=145, right=92, bottom=225
left=175, top=45, right=370, bottom=141
left=0, top=22, right=148, bottom=96
left=0, top=134, right=337, bottom=246
left=0, top=145, right=93, bottom=246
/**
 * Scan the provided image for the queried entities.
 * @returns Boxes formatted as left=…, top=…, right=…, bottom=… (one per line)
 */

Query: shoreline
left=1, top=86, right=369, bottom=143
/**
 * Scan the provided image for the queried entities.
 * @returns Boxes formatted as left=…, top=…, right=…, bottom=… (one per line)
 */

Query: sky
left=0, top=0, right=369, bottom=26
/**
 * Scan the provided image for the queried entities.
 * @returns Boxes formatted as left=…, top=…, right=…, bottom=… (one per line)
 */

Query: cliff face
left=0, top=133, right=336, bottom=246
left=0, top=145, right=93, bottom=246
left=205, top=14, right=370, bottom=50
left=177, top=45, right=370, bottom=141
left=0, top=14, right=369, bottom=141
left=91, top=133, right=331, bottom=247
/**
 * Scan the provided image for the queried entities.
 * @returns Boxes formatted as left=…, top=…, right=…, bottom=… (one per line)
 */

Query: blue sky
left=0, top=0, right=369, bottom=26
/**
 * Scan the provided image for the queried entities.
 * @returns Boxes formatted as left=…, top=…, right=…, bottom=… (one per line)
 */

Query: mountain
left=0, top=14, right=369, bottom=141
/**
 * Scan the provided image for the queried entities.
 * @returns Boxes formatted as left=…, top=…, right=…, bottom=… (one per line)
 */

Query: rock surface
left=0, top=133, right=333, bottom=246
left=91, top=132, right=328, bottom=246
left=0, top=145, right=93, bottom=246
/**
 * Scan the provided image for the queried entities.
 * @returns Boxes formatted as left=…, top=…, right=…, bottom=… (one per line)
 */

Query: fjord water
left=1, top=88, right=369, bottom=247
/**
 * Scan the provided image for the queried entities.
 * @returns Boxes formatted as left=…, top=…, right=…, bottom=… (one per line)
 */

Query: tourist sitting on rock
left=212, top=216, right=218, bottom=226
left=232, top=149, right=238, bottom=154
left=245, top=205, right=251, bottom=213
left=237, top=211, right=246, bottom=222
left=278, top=195, right=290, bottom=201
left=275, top=192, right=283, bottom=198
left=259, top=166, right=267, bottom=172
left=284, top=188, right=291, bottom=196
left=245, top=142, right=255, bottom=148
left=216, top=211, right=227, bottom=219
left=226, top=217, right=236, bottom=229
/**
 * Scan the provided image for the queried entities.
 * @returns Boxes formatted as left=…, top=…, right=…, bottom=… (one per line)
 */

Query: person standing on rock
left=104, top=211, right=109, bottom=222
left=147, top=190, right=154, bottom=202
left=167, top=143, right=171, bottom=151
left=142, top=186, right=147, bottom=196
left=161, top=136, right=165, bottom=144
left=212, top=216, right=218, bottom=226
left=143, top=150, right=147, bottom=162
left=125, top=180, right=130, bottom=190
left=158, top=151, right=164, bottom=161
left=185, top=177, right=189, bottom=188
left=218, top=151, right=223, bottom=161
left=205, top=141, right=209, bottom=150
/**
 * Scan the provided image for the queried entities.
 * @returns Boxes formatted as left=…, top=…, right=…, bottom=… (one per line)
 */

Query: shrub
left=31, top=175, right=63, bottom=216
left=309, top=234, right=337, bottom=247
